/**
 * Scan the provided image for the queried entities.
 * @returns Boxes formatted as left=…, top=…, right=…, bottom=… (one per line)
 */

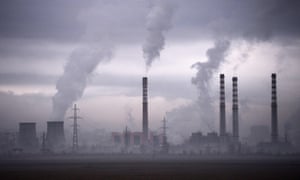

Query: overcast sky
left=0, top=0, right=300, bottom=144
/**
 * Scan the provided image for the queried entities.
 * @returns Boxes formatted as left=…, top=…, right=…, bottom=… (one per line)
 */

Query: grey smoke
left=52, top=45, right=112, bottom=121
left=191, top=40, right=230, bottom=130
left=192, top=40, right=231, bottom=93
left=166, top=40, right=230, bottom=144
left=142, top=0, right=174, bottom=71
left=166, top=103, right=201, bottom=145
left=124, top=105, right=136, bottom=130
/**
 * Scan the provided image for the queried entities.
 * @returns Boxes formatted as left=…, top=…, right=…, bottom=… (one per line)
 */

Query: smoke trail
left=52, top=45, right=112, bottom=121
left=166, top=40, right=231, bottom=145
left=192, top=40, right=231, bottom=93
left=124, top=105, right=136, bottom=130
left=191, top=39, right=230, bottom=131
left=142, top=0, right=174, bottom=71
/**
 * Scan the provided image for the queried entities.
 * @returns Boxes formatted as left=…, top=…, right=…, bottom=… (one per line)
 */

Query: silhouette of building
left=18, top=122, right=38, bottom=152
left=46, top=121, right=65, bottom=151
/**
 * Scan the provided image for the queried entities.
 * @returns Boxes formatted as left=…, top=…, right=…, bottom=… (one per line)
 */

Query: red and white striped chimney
left=271, top=73, right=278, bottom=143
left=232, top=77, right=239, bottom=142
left=142, top=77, right=148, bottom=142
left=220, top=74, right=226, bottom=137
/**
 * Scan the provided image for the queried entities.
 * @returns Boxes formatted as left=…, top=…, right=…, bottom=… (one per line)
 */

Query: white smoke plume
left=124, top=105, right=136, bottom=130
left=191, top=39, right=230, bottom=131
left=166, top=40, right=230, bottom=145
left=52, top=45, right=112, bottom=121
left=142, top=0, right=175, bottom=71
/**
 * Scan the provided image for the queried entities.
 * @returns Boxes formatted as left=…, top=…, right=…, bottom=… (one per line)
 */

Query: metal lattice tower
left=69, top=104, right=81, bottom=152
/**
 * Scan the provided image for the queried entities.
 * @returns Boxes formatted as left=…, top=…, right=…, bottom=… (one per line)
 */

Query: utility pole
left=69, top=104, right=81, bottom=153
left=161, top=117, right=169, bottom=154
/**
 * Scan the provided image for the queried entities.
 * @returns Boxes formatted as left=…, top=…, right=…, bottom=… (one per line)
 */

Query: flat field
left=0, top=155, right=299, bottom=179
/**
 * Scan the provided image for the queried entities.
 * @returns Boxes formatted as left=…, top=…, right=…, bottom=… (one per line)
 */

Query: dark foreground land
left=0, top=154, right=300, bottom=180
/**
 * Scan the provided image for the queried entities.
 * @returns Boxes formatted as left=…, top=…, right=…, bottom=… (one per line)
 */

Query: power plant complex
left=0, top=73, right=296, bottom=155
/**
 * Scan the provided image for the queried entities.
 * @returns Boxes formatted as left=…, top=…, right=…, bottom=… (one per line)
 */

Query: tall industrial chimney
left=232, top=77, right=239, bottom=142
left=271, top=73, right=278, bottom=143
left=142, top=77, right=148, bottom=142
left=220, top=74, right=226, bottom=137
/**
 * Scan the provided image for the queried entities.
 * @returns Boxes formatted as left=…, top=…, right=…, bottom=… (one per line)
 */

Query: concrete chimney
left=220, top=74, right=226, bottom=137
left=271, top=73, right=278, bottom=143
left=232, top=77, right=239, bottom=141
left=142, top=77, right=148, bottom=142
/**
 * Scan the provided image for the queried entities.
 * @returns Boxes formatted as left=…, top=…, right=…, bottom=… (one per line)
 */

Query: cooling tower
left=220, top=74, right=226, bottom=137
left=271, top=73, right=278, bottom=143
left=46, top=121, right=65, bottom=150
left=142, top=77, right=148, bottom=142
left=232, top=77, right=239, bottom=142
left=18, top=122, right=38, bottom=151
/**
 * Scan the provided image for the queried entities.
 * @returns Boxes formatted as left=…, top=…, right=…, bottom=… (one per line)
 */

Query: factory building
left=6, top=73, right=296, bottom=155
left=112, top=130, right=162, bottom=148
left=0, top=132, right=17, bottom=153
left=184, top=74, right=241, bottom=154
left=187, top=132, right=231, bottom=154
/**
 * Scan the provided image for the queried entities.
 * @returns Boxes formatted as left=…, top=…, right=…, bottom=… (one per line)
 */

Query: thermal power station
left=271, top=73, right=278, bottom=143
left=11, top=73, right=296, bottom=155
left=219, top=74, right=226, bottom=137
left=18, top=122, right=38, bottom=151
left=142, top=77, right=149, bottom=142
left=46, top=121, right=65, bottom=150
left=232, top=77, right=239, bottom=142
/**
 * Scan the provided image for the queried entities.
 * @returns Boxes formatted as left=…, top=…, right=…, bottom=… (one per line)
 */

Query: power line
left=69, top=104, right=81, bottom=153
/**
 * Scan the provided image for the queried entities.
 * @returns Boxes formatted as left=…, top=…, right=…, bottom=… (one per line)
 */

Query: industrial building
left=3, top=73, right=296, bottom=155
left=18, top=122, right=39, bottom=152
left=0, top=132, right=17, bottom=154
left=46, top=121, right=65, bottom=151
left=182, top=74, right=241, bottom=154
left=112, top=129, right=163, bottom=153
left=110, top=77, right=168, bottom=154
left=253, top=73, right=296, bottom=154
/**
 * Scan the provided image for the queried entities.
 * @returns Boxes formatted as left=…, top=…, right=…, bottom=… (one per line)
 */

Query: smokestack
left=46, top=121, right=65, bottom=151
left=232, top=77, right=239, bottom=141
left=142, top=77, right=148, bottom=142
left=220, top=74, right=226, bottom=137
left=271, top=73, right=278, bottom=143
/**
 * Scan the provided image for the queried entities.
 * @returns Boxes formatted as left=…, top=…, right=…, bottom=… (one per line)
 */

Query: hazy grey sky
left=0, top=0, right=300, bottom=144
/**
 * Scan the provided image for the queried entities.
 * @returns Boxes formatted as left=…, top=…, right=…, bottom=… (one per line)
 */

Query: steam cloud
left=142, top=0, right=174, bottom=71
left=52, top=45, right=112, bottom=121
left=124, top=106, right=136, bottom=130
left=192, top=40, right=231, bottom=93
left=191, top=39, right=230, bottom=130
left=167, top=40, right=230, bottom=144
